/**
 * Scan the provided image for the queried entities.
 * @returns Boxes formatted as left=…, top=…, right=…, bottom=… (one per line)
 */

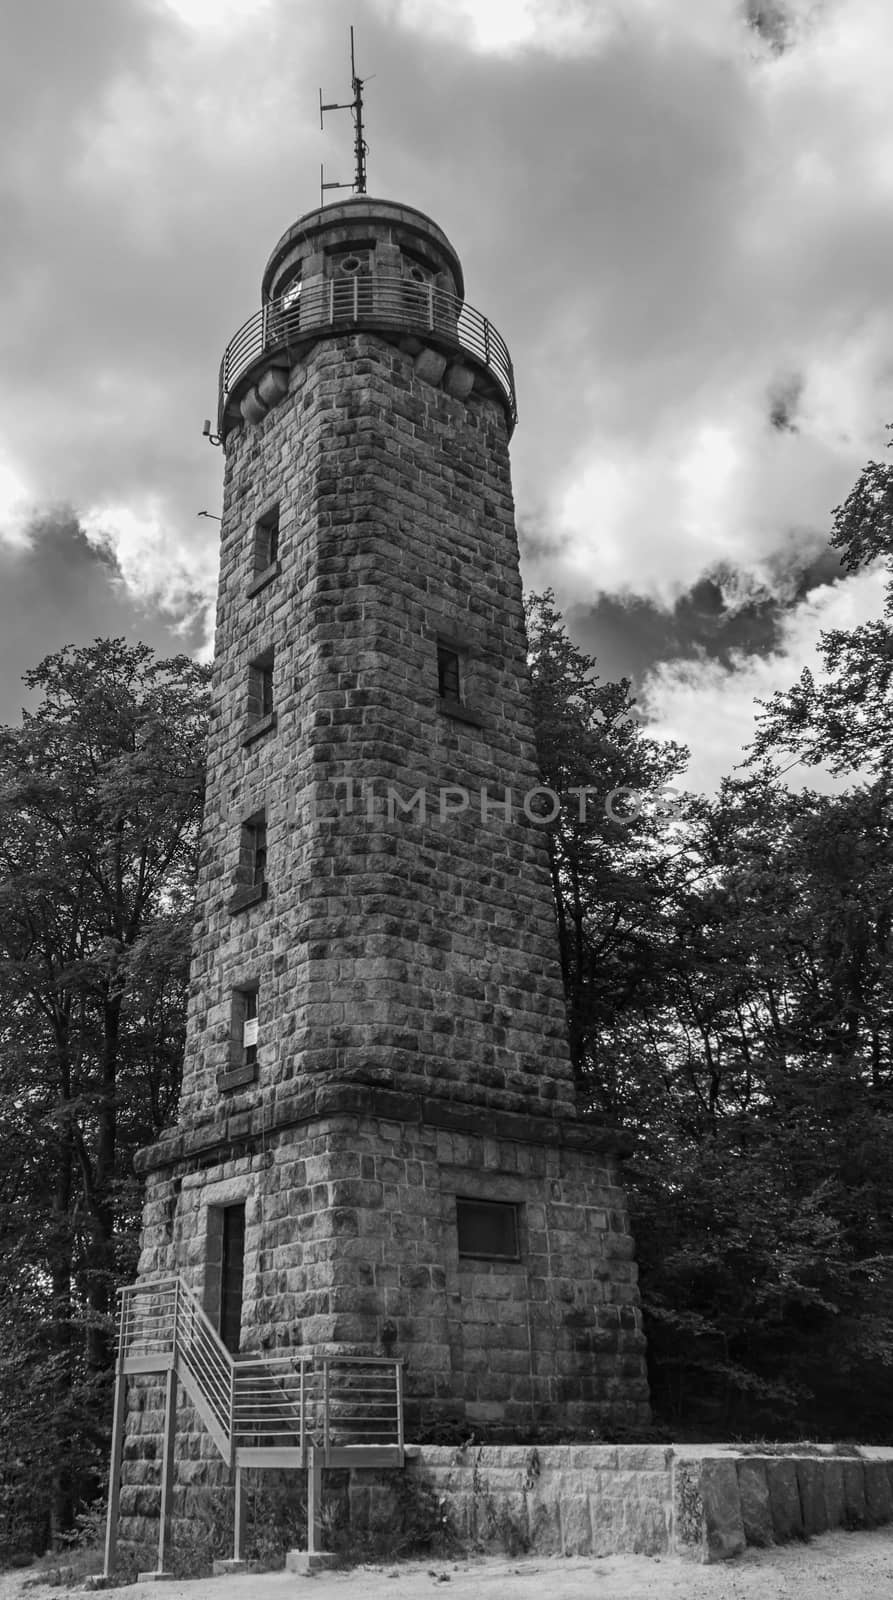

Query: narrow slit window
left=239, top=810, right=267, bottom=890
left=254, top=507, right=279, bottom=574
left=243, top=989, right=258, bottom=1067
left=231, top=985, right=259, bottom=1072
left=456, top=1198, right=520, bottom=1260
left=437, top=644, right=461, bottom=703
left=219, top=1203, right=246, bottom=1355
left=248, top=649, right=274, bottom=720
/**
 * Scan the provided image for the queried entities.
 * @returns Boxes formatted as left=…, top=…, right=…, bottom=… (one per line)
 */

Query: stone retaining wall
left=346, top=1444, right=893, bottom=1564
left=670, top=1445, right=893, bottom=1561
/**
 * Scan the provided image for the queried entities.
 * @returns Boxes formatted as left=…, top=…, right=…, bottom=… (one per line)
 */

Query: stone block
left=766, top=1458, right=805, bottom=1542
left=257, top=367, right=289, bottom=407
left=525, top=1495, right=561, bottom=1552
left=589, top=1489, right=618, bottom=1556
left=864, top=1460, right=893, bottom=1525
left=443, top=364, right=475, bottom=400
left=843, top=1459, right=867, bottom=1526
left=737, top=1459, right=773, bottom=1546
left=823, top=1460, right=846, bottom=1527
left=413, top=348, right=448, bottom=386
left=796, top=1459, right=828, bottom=1535
left=614, top=1492, right=670, bottom=1556
left=700, top=1460, right=746, bottom=1562
left=559, top=1496, right=592, bottom=1555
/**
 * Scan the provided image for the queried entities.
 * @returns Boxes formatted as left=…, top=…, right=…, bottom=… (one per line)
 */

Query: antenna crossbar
left=319, top=25, right=369, bottom=206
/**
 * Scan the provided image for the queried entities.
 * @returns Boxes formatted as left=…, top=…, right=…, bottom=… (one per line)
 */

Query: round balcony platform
left=217, top=276, right=516, bottom=439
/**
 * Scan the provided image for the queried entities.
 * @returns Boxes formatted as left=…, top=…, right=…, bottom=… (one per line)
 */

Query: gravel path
left=5, top=1527, right=893, bottom=1600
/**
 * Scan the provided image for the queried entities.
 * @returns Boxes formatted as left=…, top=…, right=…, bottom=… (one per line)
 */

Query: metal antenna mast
left=319, top=26, right=369, bottom=206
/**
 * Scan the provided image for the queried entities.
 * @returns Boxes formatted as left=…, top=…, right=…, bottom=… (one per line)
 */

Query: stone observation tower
left=113, top=194, right=649, bottom=1563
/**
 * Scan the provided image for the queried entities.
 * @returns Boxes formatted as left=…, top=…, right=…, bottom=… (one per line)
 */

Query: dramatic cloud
left=2, top=0, right=892, bottom=787
left=640, top=562, right=888, bottom=793
left=0, top=514, right=207, bottom=726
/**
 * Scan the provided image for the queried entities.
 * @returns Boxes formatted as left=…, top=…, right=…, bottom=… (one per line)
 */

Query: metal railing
left=108, top=1276, right=405, bottom=1576
left=115, top=1275, right=403, bottom=1458
left=232, top=1354, right=307, bottom=1451
left=217, top=275, right=516, bottom=428
left=320, top=1357, right=405, bottom=1453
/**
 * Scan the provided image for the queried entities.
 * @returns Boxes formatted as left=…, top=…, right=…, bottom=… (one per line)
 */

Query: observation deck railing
left=217, top=276, right=516, bottom=431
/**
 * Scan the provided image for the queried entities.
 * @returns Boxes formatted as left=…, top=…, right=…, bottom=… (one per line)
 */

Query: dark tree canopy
left=0, top=640, right=210, bottom=1550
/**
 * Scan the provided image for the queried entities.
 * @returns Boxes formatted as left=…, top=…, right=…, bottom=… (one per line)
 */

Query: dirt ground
left=4, top=1528, right=893, bottom=1600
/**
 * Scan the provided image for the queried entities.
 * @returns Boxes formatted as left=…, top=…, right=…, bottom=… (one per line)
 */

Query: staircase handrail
left=115, top=1276, right=405, bottom=1459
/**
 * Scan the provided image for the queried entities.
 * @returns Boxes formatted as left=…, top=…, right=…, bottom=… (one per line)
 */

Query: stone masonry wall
left=349, top=1445, right=893, bottom=1565
left=177, top=333, right=578, bottom=1130
left=136, top=1106, right=649, bottom=1434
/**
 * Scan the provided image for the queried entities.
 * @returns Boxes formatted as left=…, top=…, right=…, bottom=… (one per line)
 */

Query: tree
left=0, top=640, right=210, bottom=1549
left=526, top=590, right=690, bottom=1111
left=627, top=773, right=893, bottom=1436
left=751, top=428, right=893, bottom=779
left=527, top=557, right=893, bottom=1439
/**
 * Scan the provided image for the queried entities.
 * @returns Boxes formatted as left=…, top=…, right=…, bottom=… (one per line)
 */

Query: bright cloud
left=368, top=0, right=605, bottom=55
left=641, top=564, right=889, bottom=793
left=3, top=0, right=893, bottom=791
left=0, top=453, right=33, bottom=549
left=158, top=0, right=272, bottom=32
left=501, top=0, right=893, bottom=612
left=82, top=502, right=217, bottom=652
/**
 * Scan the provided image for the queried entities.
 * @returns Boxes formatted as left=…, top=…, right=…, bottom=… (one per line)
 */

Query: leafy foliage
left=526, top=430, right=893, bottom=1438
left=0, top=640, right=210, bottom=1554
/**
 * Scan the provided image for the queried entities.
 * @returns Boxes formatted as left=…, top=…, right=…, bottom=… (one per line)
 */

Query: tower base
left=134, top=1084, right=650, bottom=1437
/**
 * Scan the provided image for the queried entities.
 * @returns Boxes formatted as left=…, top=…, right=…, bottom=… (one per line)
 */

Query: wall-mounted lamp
left=197, top=511, right=222, bottom=522
left=202, top=419, right=222, bottom=447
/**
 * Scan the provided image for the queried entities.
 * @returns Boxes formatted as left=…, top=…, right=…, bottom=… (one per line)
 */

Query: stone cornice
left=134, top=1082, right=632, bottom=1174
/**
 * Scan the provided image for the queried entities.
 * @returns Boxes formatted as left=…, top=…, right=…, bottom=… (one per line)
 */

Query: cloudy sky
left=2, top=0, right=892, bottom=791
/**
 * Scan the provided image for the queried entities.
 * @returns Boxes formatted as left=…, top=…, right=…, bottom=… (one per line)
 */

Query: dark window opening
left=243, top=989, right=258, bottom=1067
left=241, top=810, right=267, bottom=889
left=456, top=1198, right=520, bottom=1260
left=232, top=985, right=259, bottom=1070
left=248, top=650, right=275, bottom=720
left=219, top=1204, right=246, bottom=1354
left=254, top=507, right=279, bottom=574
left=438, top=645, right=461, bottom=703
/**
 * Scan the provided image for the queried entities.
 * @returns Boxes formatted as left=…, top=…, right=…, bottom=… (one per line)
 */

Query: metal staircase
left=104, top=1276, right=404, bottom=1576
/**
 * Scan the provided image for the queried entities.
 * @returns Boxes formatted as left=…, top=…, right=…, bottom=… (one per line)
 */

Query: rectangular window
left=242, top=989, right=258, bottom=1067
left=437, top=644, right=461, bottom=703
left=228, top=808, right=268, bottom=916
left=248, top=649, right=274, bottom=720
left=231, top=984, right=259, bottom=1073
left=254, top=506, right=279, bottom=574
left=219, top=1203, right=246, bottom=1355
left=456, top=1198, right=520, bottom=1260
left=220, top=985, right=260, bottom=1088
left=241, top=810, right=267, bottom=889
